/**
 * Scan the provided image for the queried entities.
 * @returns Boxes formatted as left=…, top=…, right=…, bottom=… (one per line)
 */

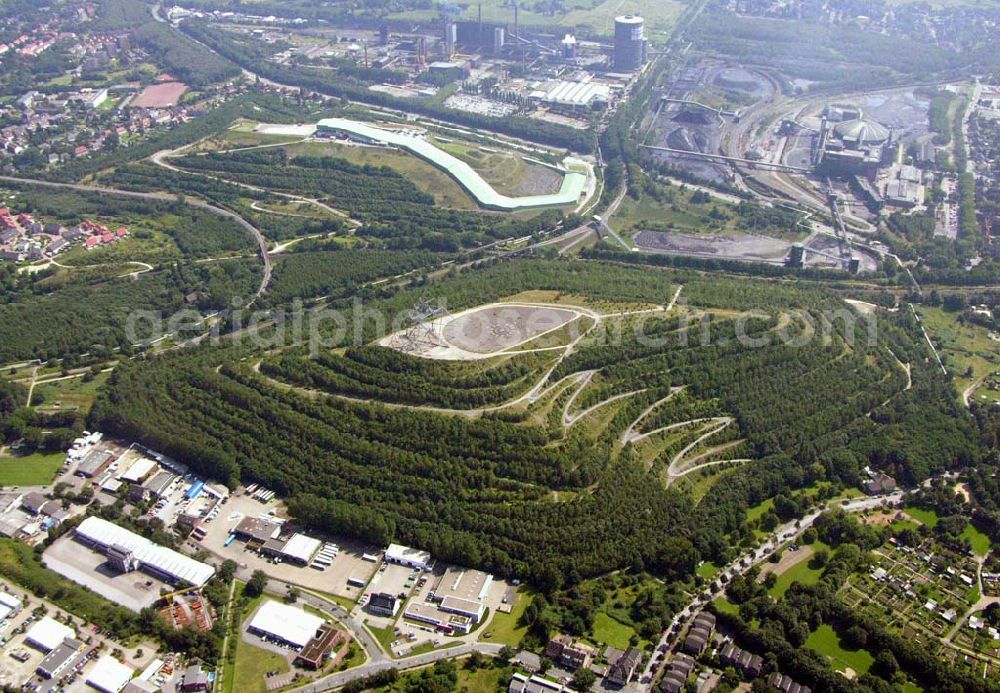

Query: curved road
left=0, top=175, right=271, bottom=302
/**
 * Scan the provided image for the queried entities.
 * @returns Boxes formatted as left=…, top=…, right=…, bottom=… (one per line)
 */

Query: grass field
left=366, top=622, right=398, bottom=655
left=767, top=545, right=828, bottom=599
left=285, top=141, right=478, bottom=210
left=435, top=140, right=562, bottom=198
left=960, top=522, right=991, bottom=557
left=746, top=498, right=774, bottom=523
left=712, top=597, right=739, bottom=615
left=227, top=632, right=290, bottom=693
left=805, top=624, right=874, bottom=675
left=0, top=451, right=65, bottom=486
left=916, top=305, right=1000, bottom=403
left=33, top=371, right=110, bottom=414
left=612, top=187, right=806, bottom=243
left=904, top=506, right=940, bottom=529
left=696, top=562, right=719, bottom=580
left=592, top=612, right=635, bottom=649
left=480, top=589, right=530, bottom=647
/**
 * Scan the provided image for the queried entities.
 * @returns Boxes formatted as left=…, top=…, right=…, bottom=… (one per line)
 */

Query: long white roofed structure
left=316, top=118, right=587, bottom=211
left=75, top=516, right=215, bottom=587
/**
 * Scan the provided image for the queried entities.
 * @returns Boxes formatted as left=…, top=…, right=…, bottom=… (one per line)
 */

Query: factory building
left=816, top=110, right=892, bottom=180
left=614, top=15, right=645, bottom=71
left=75, top=516, right=215, bottom=587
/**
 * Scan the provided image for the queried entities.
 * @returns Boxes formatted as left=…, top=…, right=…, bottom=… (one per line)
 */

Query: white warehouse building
left=247, top=600, right=325, bottom=650
left=385, top=543, right=432, bottom=571
left=74, top=516, right=215, bottom=587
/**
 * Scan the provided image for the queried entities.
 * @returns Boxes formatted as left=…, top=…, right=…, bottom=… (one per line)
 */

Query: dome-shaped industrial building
left=833, top=118, right=889, bottom=145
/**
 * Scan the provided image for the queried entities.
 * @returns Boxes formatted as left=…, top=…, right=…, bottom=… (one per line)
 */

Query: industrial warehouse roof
left=86, top=655, right=135, bottom=693
left=25, top=617, right=74, bottom=652
left=833, top=118, right=889, bottom=144
left=385, top=543, right=432, bottom=567
left=316, top=118, right=587, bottom=211
left=281, top=533, right=322, bottom=563
left=119, top=457, right=156, bottom=482
left=248, top=600, right=324, bottom=649
left=75, top=516, right=215, bottom=587
left=533, top=80, right=611, bottom=108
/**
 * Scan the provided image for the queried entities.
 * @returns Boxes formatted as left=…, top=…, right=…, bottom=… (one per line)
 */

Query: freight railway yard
left=618, top=45, right=979, bottom=277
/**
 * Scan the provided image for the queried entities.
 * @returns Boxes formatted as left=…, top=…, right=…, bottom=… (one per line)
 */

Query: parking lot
left=0, top=584, right=166, bottom=693
left=195, top=491, right=379, bottom=601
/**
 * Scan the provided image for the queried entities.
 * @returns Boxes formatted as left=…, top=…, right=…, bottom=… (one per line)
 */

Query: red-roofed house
left=101, top=232, right=112, bottom=243
left=115, top=227, right=128, bottom=238
left=74, top=145, right=87, bottom=157
left=85, top=236, right=100, bottom=248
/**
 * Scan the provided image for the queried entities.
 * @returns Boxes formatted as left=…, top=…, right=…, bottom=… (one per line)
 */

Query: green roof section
left=317, top=117, right=586, bottom=211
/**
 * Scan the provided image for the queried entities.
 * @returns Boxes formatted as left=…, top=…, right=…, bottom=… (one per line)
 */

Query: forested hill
left=87, top=261, right=983, bottom=581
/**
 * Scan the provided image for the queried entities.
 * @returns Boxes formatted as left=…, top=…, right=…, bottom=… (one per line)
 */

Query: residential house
left=659, top=653, right=695, bottom=693
left=543, top=633, right=594, bottom=670
left=605, top=647, right=642, bottom=687
left=719, top=641, right=764, bottom=678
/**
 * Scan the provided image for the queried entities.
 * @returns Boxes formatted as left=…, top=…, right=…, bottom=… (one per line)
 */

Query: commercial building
left=82, top=88, right=109, bottom=110
left=403, top=601, right=472, bottom=634
left=429, top=568, right=492, bottom=623
left=613, top=15, right=645, bottom=71
left=86, top=655, right=135, bottom=693
left=259, top=531, right=322, bottom=565
left=179, top=664, right=210, bottom=692
left=74, top=516, right=215, bottom=587
left=36, top=636, right=83, bottom=679
left=77, top=449, right=115, bottom=478
left=384, top=543, right=433, bottom=571
left=368, top=592, right=400, bottom=617
left=0, top=590, right=22, bottom=618
left=120, top=457, right=158, bottom=484
left=25, top=616, right=75, bottom=652
left=247, top=600, right=325, bottom=650
left=294, top=622, right=347, bottom=669
left=232, top=516, right=281, bottom=544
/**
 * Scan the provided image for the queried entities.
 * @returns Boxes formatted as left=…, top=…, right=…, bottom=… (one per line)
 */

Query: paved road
left=294, top=642, right=503, bottom=692
left=637, top=491, right=904, bottom=690
left=0, top=175, right=272, bottom=302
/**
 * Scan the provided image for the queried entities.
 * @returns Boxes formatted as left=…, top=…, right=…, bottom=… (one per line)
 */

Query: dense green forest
left=95, top=0, right=240, bottom=85
left=165, top=148, right=566, bottom=250
left=263, top=249, right=439, bottom=307
left=87, top=260, right=980, bottom=582
left=0, top=260, right=260, bottom=362
left=262, top=346, right=558, bottom=408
